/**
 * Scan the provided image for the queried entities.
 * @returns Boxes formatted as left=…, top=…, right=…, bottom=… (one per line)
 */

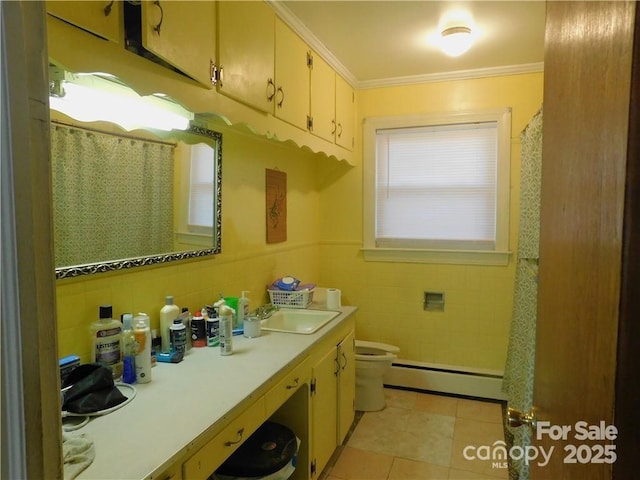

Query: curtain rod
left=51, top=120, right=177, bottom=147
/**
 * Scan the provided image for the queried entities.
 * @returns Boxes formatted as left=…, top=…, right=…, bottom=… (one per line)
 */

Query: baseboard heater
left=383, top=359, right=508, bottom=401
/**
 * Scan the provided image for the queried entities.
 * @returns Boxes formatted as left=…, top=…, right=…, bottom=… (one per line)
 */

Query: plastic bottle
left=219, top=304, right=233, bottom=356
left=206, top=309, right=220, bottom=347
left=160, top=295, right=180, bottom=353
left=237, top=291, right=250, bottom=329
left=191, top=311, right=206, bottom=347
left=170, top=318, right=187, bottom=355
left=90, top=305, right=123, bottom=379
left=121, top=313, right=137, bottom=384
left=134, top=313, right=152, bottom=384
left=180, top=307, right=192, bottom=352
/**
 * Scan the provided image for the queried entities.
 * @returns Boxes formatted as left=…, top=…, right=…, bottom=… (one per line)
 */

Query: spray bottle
left=219, top=304, right=234, bottom=356
left=134, top=313, right=152, bottom=383
left=121, top=313, right=137, bottom=384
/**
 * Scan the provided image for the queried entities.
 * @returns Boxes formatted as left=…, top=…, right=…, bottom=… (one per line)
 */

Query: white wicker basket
left=268, top=289, right=314, bottom=309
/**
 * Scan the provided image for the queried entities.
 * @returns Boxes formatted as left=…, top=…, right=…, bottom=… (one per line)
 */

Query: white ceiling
left=272, top=1, right=546, bottom=88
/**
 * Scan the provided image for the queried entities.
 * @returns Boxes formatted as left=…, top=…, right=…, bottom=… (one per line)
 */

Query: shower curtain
left=502, top=108, right=543, bottom=480
left=51, top=123, right=175, bottom=267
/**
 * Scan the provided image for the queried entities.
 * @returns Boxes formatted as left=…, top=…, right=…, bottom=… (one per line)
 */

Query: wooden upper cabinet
left=141, top=0, right=216, bottom=89
left=309, top=52, right=336, bottom=144
left=46, top=0, right=123, bottom=44
left=335, top=74, right=355, bottom=151
left=274, top=17, right=310, bottom=131
left=217, top=1, right=275, bottom=112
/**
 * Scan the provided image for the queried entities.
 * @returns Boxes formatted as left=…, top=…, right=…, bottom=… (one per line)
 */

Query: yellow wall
left=56, top=123, right=323, bottom=362
left=56, top=71, right=544, bottom=372
left=317, top=73, right=544, bottom=370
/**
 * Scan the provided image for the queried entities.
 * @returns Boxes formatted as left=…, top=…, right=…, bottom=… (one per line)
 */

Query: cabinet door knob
left=103, top=1, right=114, bottom=16
left=152, top=1, right=164, bottom=35
left=276, top=86, right=285, bottom=108
left=286, top=377, right=299, bottom=389
left=267, top=78, right=276, bottom=102
left=224, top=428, right=245, bottom=446
left=331, top=119, right=336, bottom=135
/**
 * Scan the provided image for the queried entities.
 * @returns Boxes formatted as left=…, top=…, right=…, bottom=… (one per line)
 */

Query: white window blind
left=375, top=122, right=498, bottom=250
left=188, top=143, right=214, bottom=233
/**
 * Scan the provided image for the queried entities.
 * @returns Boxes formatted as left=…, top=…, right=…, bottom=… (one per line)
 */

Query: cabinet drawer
left=265, top=357, right=311, bottom=416
left=183, top=397, right=266, bottom=480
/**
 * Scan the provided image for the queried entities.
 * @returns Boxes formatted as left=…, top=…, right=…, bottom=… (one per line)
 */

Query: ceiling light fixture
left=440, top=25, right=474, bottom=57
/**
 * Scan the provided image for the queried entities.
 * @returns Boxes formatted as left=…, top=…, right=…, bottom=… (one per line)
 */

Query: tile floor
left=322, top=388, right=510, bottom=480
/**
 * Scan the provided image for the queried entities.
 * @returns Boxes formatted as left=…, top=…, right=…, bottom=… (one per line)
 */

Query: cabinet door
left=335, top=74, right=355, bottom=151
left=217, top=1, right=275, bottom=112
left=46, top=0, right=122, bottom=43
left=311, top=347, right=338, bottom=477
left=141, top=1, right=216, bottom=89
left=274, top=17, right=310, bottom=131
left=337, top=330, right=356, bottom=444
left=309, top=52, right=336, bottom=143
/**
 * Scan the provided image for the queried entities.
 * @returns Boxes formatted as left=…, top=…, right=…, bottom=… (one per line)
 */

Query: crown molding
left=357, top=62, right=545, bottom=89
left=268, top=2, right=544, bottom=91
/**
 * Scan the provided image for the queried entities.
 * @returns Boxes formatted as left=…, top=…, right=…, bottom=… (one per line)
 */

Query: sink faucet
left=255, top=303, right=279, bottom=320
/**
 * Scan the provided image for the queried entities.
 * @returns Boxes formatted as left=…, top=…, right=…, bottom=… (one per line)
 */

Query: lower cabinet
left=180, top=322, right=355, bottom=480
left=310, top=328, right=356, bottom=478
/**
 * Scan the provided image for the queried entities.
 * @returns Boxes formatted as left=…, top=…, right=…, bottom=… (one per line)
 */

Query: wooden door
left=335, top=74, right=354, bottom=151
left=309, top=51, right=336, bottom=143
left=47, top=0, right=122, bottom=43
left=532, top=2, right=637, bottom=479
left=311, top=346, right=338, bottom=477
left=337, top=330, right=356, bottom=444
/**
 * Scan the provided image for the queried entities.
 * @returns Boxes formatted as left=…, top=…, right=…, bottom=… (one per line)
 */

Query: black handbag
left=62, top=363, right=127, bottom=414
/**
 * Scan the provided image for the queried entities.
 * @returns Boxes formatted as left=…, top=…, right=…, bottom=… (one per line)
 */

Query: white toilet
left=355, top=340, right=400, bottom=411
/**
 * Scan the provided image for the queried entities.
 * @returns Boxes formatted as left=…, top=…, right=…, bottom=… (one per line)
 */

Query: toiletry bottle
left=237, top=291, right=250, bottom=329
left=170, top=318, right=187, bottom=355
left=191, top=310, right=206, bottom=347
left=134, top=313, right=152, bottom=383
left=206, top=309, right=220, bottom=347
left=219, top=304, right=233, bottom=356
left=160, top=295, right=180, bottom=352
left=90, top=305, right=123, bottom=379
left=180, top=307, right=192, bottom=352
left=121, top=313, right=137, bottom=384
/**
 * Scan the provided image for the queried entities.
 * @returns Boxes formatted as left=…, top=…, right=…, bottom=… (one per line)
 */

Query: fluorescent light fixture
left=440, top=26, right=474, bottom=57
left=49, top=72, right=193, bottom=131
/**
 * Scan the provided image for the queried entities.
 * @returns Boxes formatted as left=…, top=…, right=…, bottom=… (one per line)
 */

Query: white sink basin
left=260, top=309, right=340, bottom=334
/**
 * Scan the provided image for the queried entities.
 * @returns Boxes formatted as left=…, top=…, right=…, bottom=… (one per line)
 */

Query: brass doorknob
left=507, top=407, right=537, bottom=429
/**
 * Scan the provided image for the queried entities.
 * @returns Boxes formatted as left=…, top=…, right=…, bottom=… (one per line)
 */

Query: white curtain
left=502, top=108, right=542, bottom=480
left=50, top=123, right=175, bottom=267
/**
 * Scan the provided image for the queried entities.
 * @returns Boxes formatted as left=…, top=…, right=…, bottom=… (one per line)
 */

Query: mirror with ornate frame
left=53, top=123, right=222, bottom=279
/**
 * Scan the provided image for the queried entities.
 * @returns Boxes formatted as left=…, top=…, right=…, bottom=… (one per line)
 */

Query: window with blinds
left=363, top=109, right=511, bottom=265
left=188, top=142, right=215, bottom=234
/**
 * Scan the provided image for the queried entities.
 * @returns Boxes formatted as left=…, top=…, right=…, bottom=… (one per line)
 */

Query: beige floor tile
left=453, top=417, right=506, bottom=445
left=348, top=407, right=455, bottom=467
left=388, top=457, right=450, bottom=480
left=449, top=440, right=509, bottom=478
left=384, top=388, right=417, bottom=410
left=415, top=393, right=458, bottom=416
left=456, top=399, right=504, bottom=424
left=330, top=446, right=394, bottom=480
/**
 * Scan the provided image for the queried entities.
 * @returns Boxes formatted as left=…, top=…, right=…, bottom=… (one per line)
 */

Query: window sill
left=175, top=231, right=213, bottom=247
left=362, top=247, right=511, bottom=266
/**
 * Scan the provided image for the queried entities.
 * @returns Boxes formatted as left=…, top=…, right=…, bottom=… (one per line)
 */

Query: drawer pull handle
left=286, top=377, right=299, bottom=390
left=224, top=428, right=245, bottom=446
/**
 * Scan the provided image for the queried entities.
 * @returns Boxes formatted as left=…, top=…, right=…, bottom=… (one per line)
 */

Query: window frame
left=362, top=108, right=512, bottom=266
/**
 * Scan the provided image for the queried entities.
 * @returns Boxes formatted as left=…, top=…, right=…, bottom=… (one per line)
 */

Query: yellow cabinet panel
left=337, top=330, right=356, bottom=444
left=311, top=347, right=338, bottom=477
left=335, top=74, right=355, bottom=151
left=217, top=1, right=275, bottom=112
left=183, top=396, right=266, bottom=480
left=274, top=18, right=310, bottom=131
left=46, top=0, right=122, bottom=44
left=265, top=356, right=311, bottom=417
left=141, top=0, right=216, bottom=89
left=309, top=52, right=336, bottom=144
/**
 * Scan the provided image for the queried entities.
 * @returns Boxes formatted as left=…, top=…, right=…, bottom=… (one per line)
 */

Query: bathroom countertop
left=74, top=302, right=357, bottom=480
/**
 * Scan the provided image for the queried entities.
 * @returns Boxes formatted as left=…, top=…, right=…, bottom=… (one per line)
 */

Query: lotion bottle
left=134, top=313, right=152, bottom=383
left=121, top=313, right=137, bottom=384
left=160, top=295, right=179, bottom=352
left=237, top=291, right=250, bottom=329
left=219, top=305, right=233, bottom=356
